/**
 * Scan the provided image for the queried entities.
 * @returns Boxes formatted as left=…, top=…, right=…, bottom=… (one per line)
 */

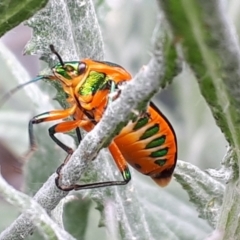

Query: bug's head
left=50, top=45, right=87, bottom=84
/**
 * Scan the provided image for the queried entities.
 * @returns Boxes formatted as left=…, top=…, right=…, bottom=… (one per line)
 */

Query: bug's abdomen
left=114, top=102, right=177, bottom=187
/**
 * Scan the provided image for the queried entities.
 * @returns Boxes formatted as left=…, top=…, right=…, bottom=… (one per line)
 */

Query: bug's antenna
left=49, top=44, right=65, bottom=67
left=0, top=76, right=46, bottom=107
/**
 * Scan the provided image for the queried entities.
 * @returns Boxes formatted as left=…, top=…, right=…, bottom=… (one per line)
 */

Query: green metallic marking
left=56, top=68, right=71, bottom=80
left=122, top=168, right=131, bottom=181
left=133, top=117, right=149, bottom=131
left=150, top=147, right=168, bottom=158
left=55, top=62, right=79, bottom=80
left=146, top=135, right=166, bottom=149
left=140, top=124, right=159, bottom=140
left=154, top=159, right=167, bottom=166
left=79, top=71, right=108, bottom=96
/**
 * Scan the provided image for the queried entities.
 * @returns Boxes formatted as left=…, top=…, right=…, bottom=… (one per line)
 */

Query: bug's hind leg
left=63, top=142, right=131, bottom=191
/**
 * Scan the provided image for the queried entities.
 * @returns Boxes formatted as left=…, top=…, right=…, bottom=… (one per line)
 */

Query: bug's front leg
left=24, top=108, right=76, bottom=160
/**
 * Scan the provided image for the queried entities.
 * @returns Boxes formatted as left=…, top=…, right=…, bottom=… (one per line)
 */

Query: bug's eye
left=78, top=62, right=86, bottom=75
left=65, top=65, right=75, bottom=72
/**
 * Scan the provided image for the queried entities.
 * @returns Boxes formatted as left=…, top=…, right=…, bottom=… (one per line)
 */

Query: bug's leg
left=62, top=142, right=131, bottom=191
left=50, top=121, right=89, bottom=169
left=48, top=120, right=91, bottom=191
left=24, top=108, right=76, bottom=160
left=108, top=142, right=131, bottom=184
left=58, top=127, right=82, bottom=174
left=59, top=127, right=82, bottom=174
left=75, top=127, right=82, bottom=144
left=48, top=122, right=81, bottom=155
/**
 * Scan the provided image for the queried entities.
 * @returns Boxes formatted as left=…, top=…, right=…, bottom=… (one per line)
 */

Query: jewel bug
left=1, top=45, right=177, bottom=191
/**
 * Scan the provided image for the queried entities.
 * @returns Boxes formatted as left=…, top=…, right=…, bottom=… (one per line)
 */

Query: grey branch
left=0, top=174, right=76, bottom=240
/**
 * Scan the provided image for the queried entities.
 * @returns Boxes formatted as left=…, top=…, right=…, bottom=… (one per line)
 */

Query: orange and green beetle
left=1, top=45, right=177, bottom=191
